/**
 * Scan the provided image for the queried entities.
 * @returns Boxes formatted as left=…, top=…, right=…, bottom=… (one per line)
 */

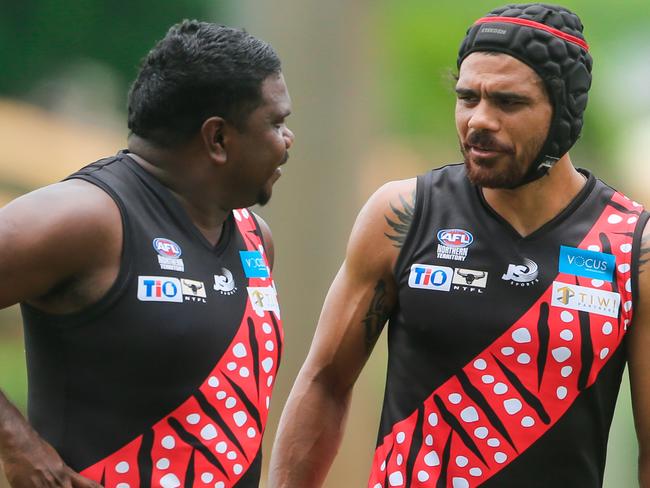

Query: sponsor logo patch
left=153, top=238, right=184, bottom=272
left=558, top=246, right=616, bottom=282
left=247, top=286, right=280, bottom=315
left=213, top=268, right=237, bottom=295
left=240, top=250, right=270, bottom=278
left=181, top=279, right=207, bottom=302
left=436, top=229, right=473, bottom=262
left=502, top=258, right=539, bottom=286
left=551, top=281, right=620, bottom=318
left=452, top=268, right=488, bottom=293
left=137, top=276, right=183, bottom=302
left=408, top=264, right=453, bottom=291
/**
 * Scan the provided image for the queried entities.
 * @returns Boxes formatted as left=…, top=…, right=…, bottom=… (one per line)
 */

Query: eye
left=457, top=94, right=479, bottom=105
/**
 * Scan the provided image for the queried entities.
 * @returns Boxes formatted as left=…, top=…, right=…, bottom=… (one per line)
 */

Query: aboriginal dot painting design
left=368, top=193, right=643, bottom=487
left=81, top=209, right=283, bottom=487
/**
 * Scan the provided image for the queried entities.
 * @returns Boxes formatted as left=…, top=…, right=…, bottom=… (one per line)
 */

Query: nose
left=467, top=100, right=500, bottom=133
left=283, top=126, right=295, bottom=150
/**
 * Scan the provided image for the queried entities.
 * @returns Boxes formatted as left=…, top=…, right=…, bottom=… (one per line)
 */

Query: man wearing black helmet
left=270, top=4, right=650, bottom=487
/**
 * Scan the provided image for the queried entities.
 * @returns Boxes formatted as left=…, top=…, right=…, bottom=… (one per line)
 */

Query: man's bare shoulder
left=346, top=178, right=417, bottom=278
left=2, top=178, right=118, bottom=224
left=0, top=178, right=122, bottom=309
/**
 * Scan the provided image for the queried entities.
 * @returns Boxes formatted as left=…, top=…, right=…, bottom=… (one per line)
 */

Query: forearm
left=269, top=371, right=353, bottom=488
left=0, top=390, right=32, bottom=458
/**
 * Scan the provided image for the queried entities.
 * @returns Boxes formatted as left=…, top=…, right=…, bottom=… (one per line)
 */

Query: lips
left=467, top=145, right=504, bottom=158
left=465, top=131, right=513, bottom=156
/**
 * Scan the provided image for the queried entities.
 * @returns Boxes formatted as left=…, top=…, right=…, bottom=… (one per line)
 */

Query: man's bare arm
left=628, top=220, right=650, bottom=487
left=268, top=179, right=416, bottom=488
left=0, top=180, right=119, bottom=487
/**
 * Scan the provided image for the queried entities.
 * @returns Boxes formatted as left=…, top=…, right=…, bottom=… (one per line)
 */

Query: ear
left=201, top=116, right=228, bottom=165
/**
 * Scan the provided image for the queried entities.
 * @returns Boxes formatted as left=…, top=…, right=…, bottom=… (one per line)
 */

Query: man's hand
left=2, top=429, right=102, bottom=488
left=0, top=392, right=102, bottom=488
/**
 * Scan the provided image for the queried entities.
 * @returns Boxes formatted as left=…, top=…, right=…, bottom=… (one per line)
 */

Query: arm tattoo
left=639, top=233, right=650, bottom=274
left=384, top=190, right=416, bottom=248
left=363, top=279, right=389, bottom=353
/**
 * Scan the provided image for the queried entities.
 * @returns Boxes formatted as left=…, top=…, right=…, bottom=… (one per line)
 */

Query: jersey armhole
left=248, top=210, right=268, bottom=254
left=392, top=172, right=430, bottom=280
left=22, top=175, right=135, bottom=329
left=631, top=209, right=650, bottom=307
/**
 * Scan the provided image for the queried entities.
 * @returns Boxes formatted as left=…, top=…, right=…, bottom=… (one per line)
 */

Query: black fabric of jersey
left=372, top=163, right=649, bottom=487
left=20, top=152, right=266, bottom=486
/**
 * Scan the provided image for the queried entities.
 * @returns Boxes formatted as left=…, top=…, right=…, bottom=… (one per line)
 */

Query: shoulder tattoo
left=362, top=279, right=389, bottom=353
left=384, top=189, right=416, bottom=248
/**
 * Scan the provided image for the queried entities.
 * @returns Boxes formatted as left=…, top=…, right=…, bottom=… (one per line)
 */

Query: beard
left=460, top=130, right=544, bottom=189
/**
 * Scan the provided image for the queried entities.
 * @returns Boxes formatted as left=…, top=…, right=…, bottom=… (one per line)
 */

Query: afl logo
left=437, top=229, right=474, bottom=248
left=153, top=238, right=182, bottom=258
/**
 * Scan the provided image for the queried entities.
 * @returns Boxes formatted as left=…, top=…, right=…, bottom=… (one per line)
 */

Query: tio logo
left=137, top=276, right=183, bottom=302
left=408, top=264, right=453, bottom=291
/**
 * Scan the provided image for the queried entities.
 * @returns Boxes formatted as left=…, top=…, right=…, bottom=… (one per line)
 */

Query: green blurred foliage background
left=1, top=1, right=648, bottom=486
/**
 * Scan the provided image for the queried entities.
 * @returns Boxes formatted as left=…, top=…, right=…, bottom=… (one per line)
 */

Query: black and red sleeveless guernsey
left=20, top=151, right=283, bottom=487
left=368, top=164, right=649, bottom=488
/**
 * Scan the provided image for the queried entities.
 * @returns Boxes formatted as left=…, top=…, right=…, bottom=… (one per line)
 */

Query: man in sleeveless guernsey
left=0, top=21, right=293, bottom=487
left=270, top=4, right=650, bottom=488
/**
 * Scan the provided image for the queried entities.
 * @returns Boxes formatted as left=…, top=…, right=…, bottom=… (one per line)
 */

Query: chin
left=464, top=158, right=524, bottom=189
left=256, top=189, right=272, bottom=206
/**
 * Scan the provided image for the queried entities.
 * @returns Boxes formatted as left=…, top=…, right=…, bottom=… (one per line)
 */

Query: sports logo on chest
left=435, top=229, right=474, bottom=262
left=181, top=278, right=207, bottom=303
left=558, top=246, right=616, bottom=282
left=502, top=258, right=539, bottom=286
left=452, top=267, right=488, bottom=293
left=213, top=267, right=237, bottom=295
left=408, top=264, right=490, bottom=294
left=152, top=237, right=185, bottom=272
left=137, top=276, right=208, bottom=304
left=239, top=251, right=270, bottom=278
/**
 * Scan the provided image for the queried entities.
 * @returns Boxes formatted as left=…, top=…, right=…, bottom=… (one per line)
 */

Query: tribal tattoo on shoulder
left=362, top=279, right=389, bottom=353
left=384, top=190, right=416, bottom=248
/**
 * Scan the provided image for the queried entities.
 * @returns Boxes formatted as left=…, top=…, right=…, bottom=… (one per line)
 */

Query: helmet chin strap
left=507, top=154, right=559, bottom=189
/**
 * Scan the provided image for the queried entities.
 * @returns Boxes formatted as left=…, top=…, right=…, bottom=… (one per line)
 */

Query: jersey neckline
left=120, top=151, right=235, bottom=255
left=473, top=168, right=596, bottom=241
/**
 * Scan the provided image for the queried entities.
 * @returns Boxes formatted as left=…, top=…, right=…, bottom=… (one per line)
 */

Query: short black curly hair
left=127, top=20, right=282, bottom=147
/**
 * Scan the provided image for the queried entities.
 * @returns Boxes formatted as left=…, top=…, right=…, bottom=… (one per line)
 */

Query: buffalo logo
left=452, top=268, right=488, bottom=292
left=181, top=279, right=207, bottom=302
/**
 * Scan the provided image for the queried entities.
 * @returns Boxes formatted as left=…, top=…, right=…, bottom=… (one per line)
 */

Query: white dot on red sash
left=560, top=311, right=574, bottom=323
left=560, top=329, right=573, bottom=341
left=608, top=214, right=623, bottom=224
left=160, top=473, right=181, bottom=488
left=512, top=328, right=531, bottom=343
